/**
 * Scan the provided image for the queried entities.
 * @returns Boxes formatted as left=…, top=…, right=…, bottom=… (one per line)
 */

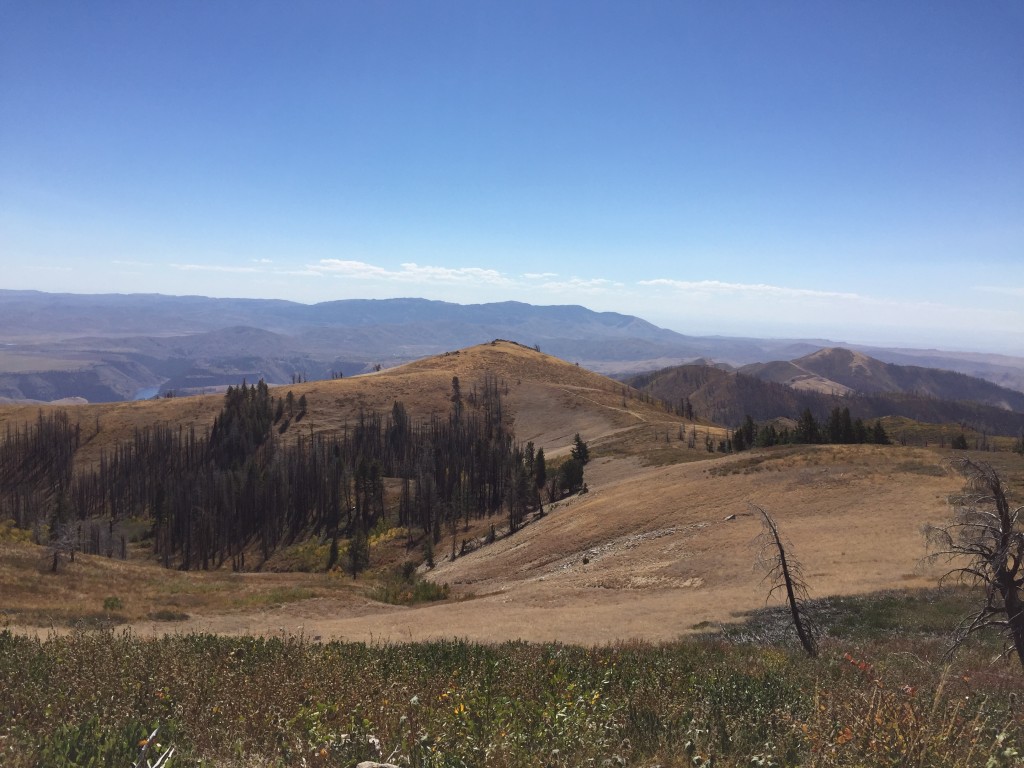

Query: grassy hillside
left=3, top=342, right=1024, bottom=764
left=0, top=340, right=690, bottom=465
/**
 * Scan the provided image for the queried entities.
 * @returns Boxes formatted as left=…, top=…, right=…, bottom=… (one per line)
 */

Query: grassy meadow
left=2, top=589, right=1022, bottom=767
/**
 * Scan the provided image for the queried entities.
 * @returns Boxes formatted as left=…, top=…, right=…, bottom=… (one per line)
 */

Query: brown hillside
left=741, top=358, right=854, bottom=395
left=6, top=443, right=973, bottom=644
left=7, top=340, right=1008, bottom=646
left=749, top=347, right=1024, bottom=410
left=0, top=340, right=702, bottom=467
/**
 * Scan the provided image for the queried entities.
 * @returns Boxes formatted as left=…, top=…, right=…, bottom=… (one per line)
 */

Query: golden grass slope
left=3, top=340, right=1012, bottom=645
left=0, top=340, right=706, bottom=465
left=256, top=444, right=962, bottom=644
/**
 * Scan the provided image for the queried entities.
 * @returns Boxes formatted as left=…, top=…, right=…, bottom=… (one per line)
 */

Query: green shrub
left=102, top=596, right=123, bottom=612
left=370, top=564, right=449, bottom=605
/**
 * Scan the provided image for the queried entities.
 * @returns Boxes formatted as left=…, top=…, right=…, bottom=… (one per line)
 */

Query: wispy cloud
left=311, top=259, right=393, bottom=278
left=171, top=263, right=263, bottom=274
left=638, top=278, right=862, bottom=301
left=974, top=285, right=1024, bottom=298
left=313, top=259, right=513, bottom=285
left=537, top=276, right=622, bottom=294
left=400, top=263, right=511, bottom=285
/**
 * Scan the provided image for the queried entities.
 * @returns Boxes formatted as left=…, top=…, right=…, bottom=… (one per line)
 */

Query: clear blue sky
left=2, top=2, right=1022, bottom=353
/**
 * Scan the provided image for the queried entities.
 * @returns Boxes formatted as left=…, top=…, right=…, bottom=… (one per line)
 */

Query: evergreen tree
left=534, top=448, right=547, bottom=490
left=450, top=376, right=463, bottom=421
left=795, top=409, right=821, bottom=444
left=732, top=426, right=746, bottom=452
left=558, top=458, right=585, bottom=495
left=347, top=519, right=369, bottom=577
left=570, top=433, right=590, bottom=464
left=741, top=415, right=756, bottom=448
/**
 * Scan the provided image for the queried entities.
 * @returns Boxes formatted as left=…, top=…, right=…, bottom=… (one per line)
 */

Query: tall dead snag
left=752, top=504, right=818, bottom=657
left=924, top=458, right=1024, bottom=669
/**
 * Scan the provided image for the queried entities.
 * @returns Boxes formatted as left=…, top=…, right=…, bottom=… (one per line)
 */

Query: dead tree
left=924, top=458, right=1024, bottom=669
left=752, top=504, right=818, bottom=657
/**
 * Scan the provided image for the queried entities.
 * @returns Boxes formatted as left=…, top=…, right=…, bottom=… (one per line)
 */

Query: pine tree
left=795, top=409, right=821, bottom=444
left=570, top=433, right=590, bottom=464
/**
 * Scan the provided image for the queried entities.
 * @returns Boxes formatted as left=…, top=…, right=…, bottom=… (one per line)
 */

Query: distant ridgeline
left=0, top=376, right=563, bottom=573
left=629, top=364, right=1024, bottom=440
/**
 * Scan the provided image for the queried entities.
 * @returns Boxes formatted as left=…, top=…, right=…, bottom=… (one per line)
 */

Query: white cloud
left=400, top=263, right=511, bottom=285
left=537, top=276, right=622, bottom=294
left=171, top=263, right=262, bottom=274
left=313, top=259, right=395, bottom=278
left=523, top=272, right=558, bottom=280
left=277, top=268, right=325, bottom=278
left=312, top=259, right=513, bottom=285
left=637, top=278, right=862, bottom=301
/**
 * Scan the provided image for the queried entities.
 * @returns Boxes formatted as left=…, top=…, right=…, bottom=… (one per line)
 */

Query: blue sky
left=2, top=2, right=1022, bottom=353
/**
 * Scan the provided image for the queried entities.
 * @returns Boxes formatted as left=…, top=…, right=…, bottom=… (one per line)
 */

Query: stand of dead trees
left=924, top=458, right=1024, bottom=669
left=0, top=375, right=571, bottom=573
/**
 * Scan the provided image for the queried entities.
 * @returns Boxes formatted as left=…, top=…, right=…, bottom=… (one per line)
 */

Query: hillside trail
left=107, top=446, right=956, bottom=645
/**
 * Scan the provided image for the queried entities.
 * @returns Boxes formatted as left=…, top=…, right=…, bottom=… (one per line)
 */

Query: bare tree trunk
left=924, top=459, right=1024, bottom=670
left=754, top=504, right=817, bottom=657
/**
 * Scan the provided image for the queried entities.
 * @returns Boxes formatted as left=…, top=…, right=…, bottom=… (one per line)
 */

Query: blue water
left=132, top=386, right=160, bottom=400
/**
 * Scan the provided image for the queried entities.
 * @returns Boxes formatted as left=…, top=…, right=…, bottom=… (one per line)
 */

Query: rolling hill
left=742, top=347, right=1024, bottom=410
left=2, top=338, right=1000, bottom=646
left=0, top=340, right=707, bottom=470
left=629, top=354, right=1024, bottom=437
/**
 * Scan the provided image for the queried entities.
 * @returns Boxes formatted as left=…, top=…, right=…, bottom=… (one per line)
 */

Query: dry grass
left=1, top=342, right=1021, bottom=650
left=0, top=539, right=365, bottom=632
left=0, top=341, right=687, bottom=464
left=4, top=441, right=975, bottom=645
left=3, top=342, right=1024, bottom=764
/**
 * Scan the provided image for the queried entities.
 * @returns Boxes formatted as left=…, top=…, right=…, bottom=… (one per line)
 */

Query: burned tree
left=752, top=503, right=818, bottom=657
left=924, top=458, right=1024, bottom=669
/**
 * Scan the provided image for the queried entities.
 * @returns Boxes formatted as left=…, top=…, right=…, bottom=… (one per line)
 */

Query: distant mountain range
left=2, top=289, right=1024, bottom=404
left=628, top=348, right=1024, bottom=436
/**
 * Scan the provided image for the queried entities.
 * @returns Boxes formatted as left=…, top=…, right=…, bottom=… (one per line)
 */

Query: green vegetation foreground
left=1, top=623, right=1021, bottom=767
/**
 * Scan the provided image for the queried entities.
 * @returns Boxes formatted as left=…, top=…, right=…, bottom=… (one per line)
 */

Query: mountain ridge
left=2, top=290, right=1024, bottom=402
left=629, top=351, right=1024, bottom=437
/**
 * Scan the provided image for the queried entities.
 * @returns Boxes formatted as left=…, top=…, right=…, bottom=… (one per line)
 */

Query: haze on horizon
left=1, top=2, right=1022, bottom=355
